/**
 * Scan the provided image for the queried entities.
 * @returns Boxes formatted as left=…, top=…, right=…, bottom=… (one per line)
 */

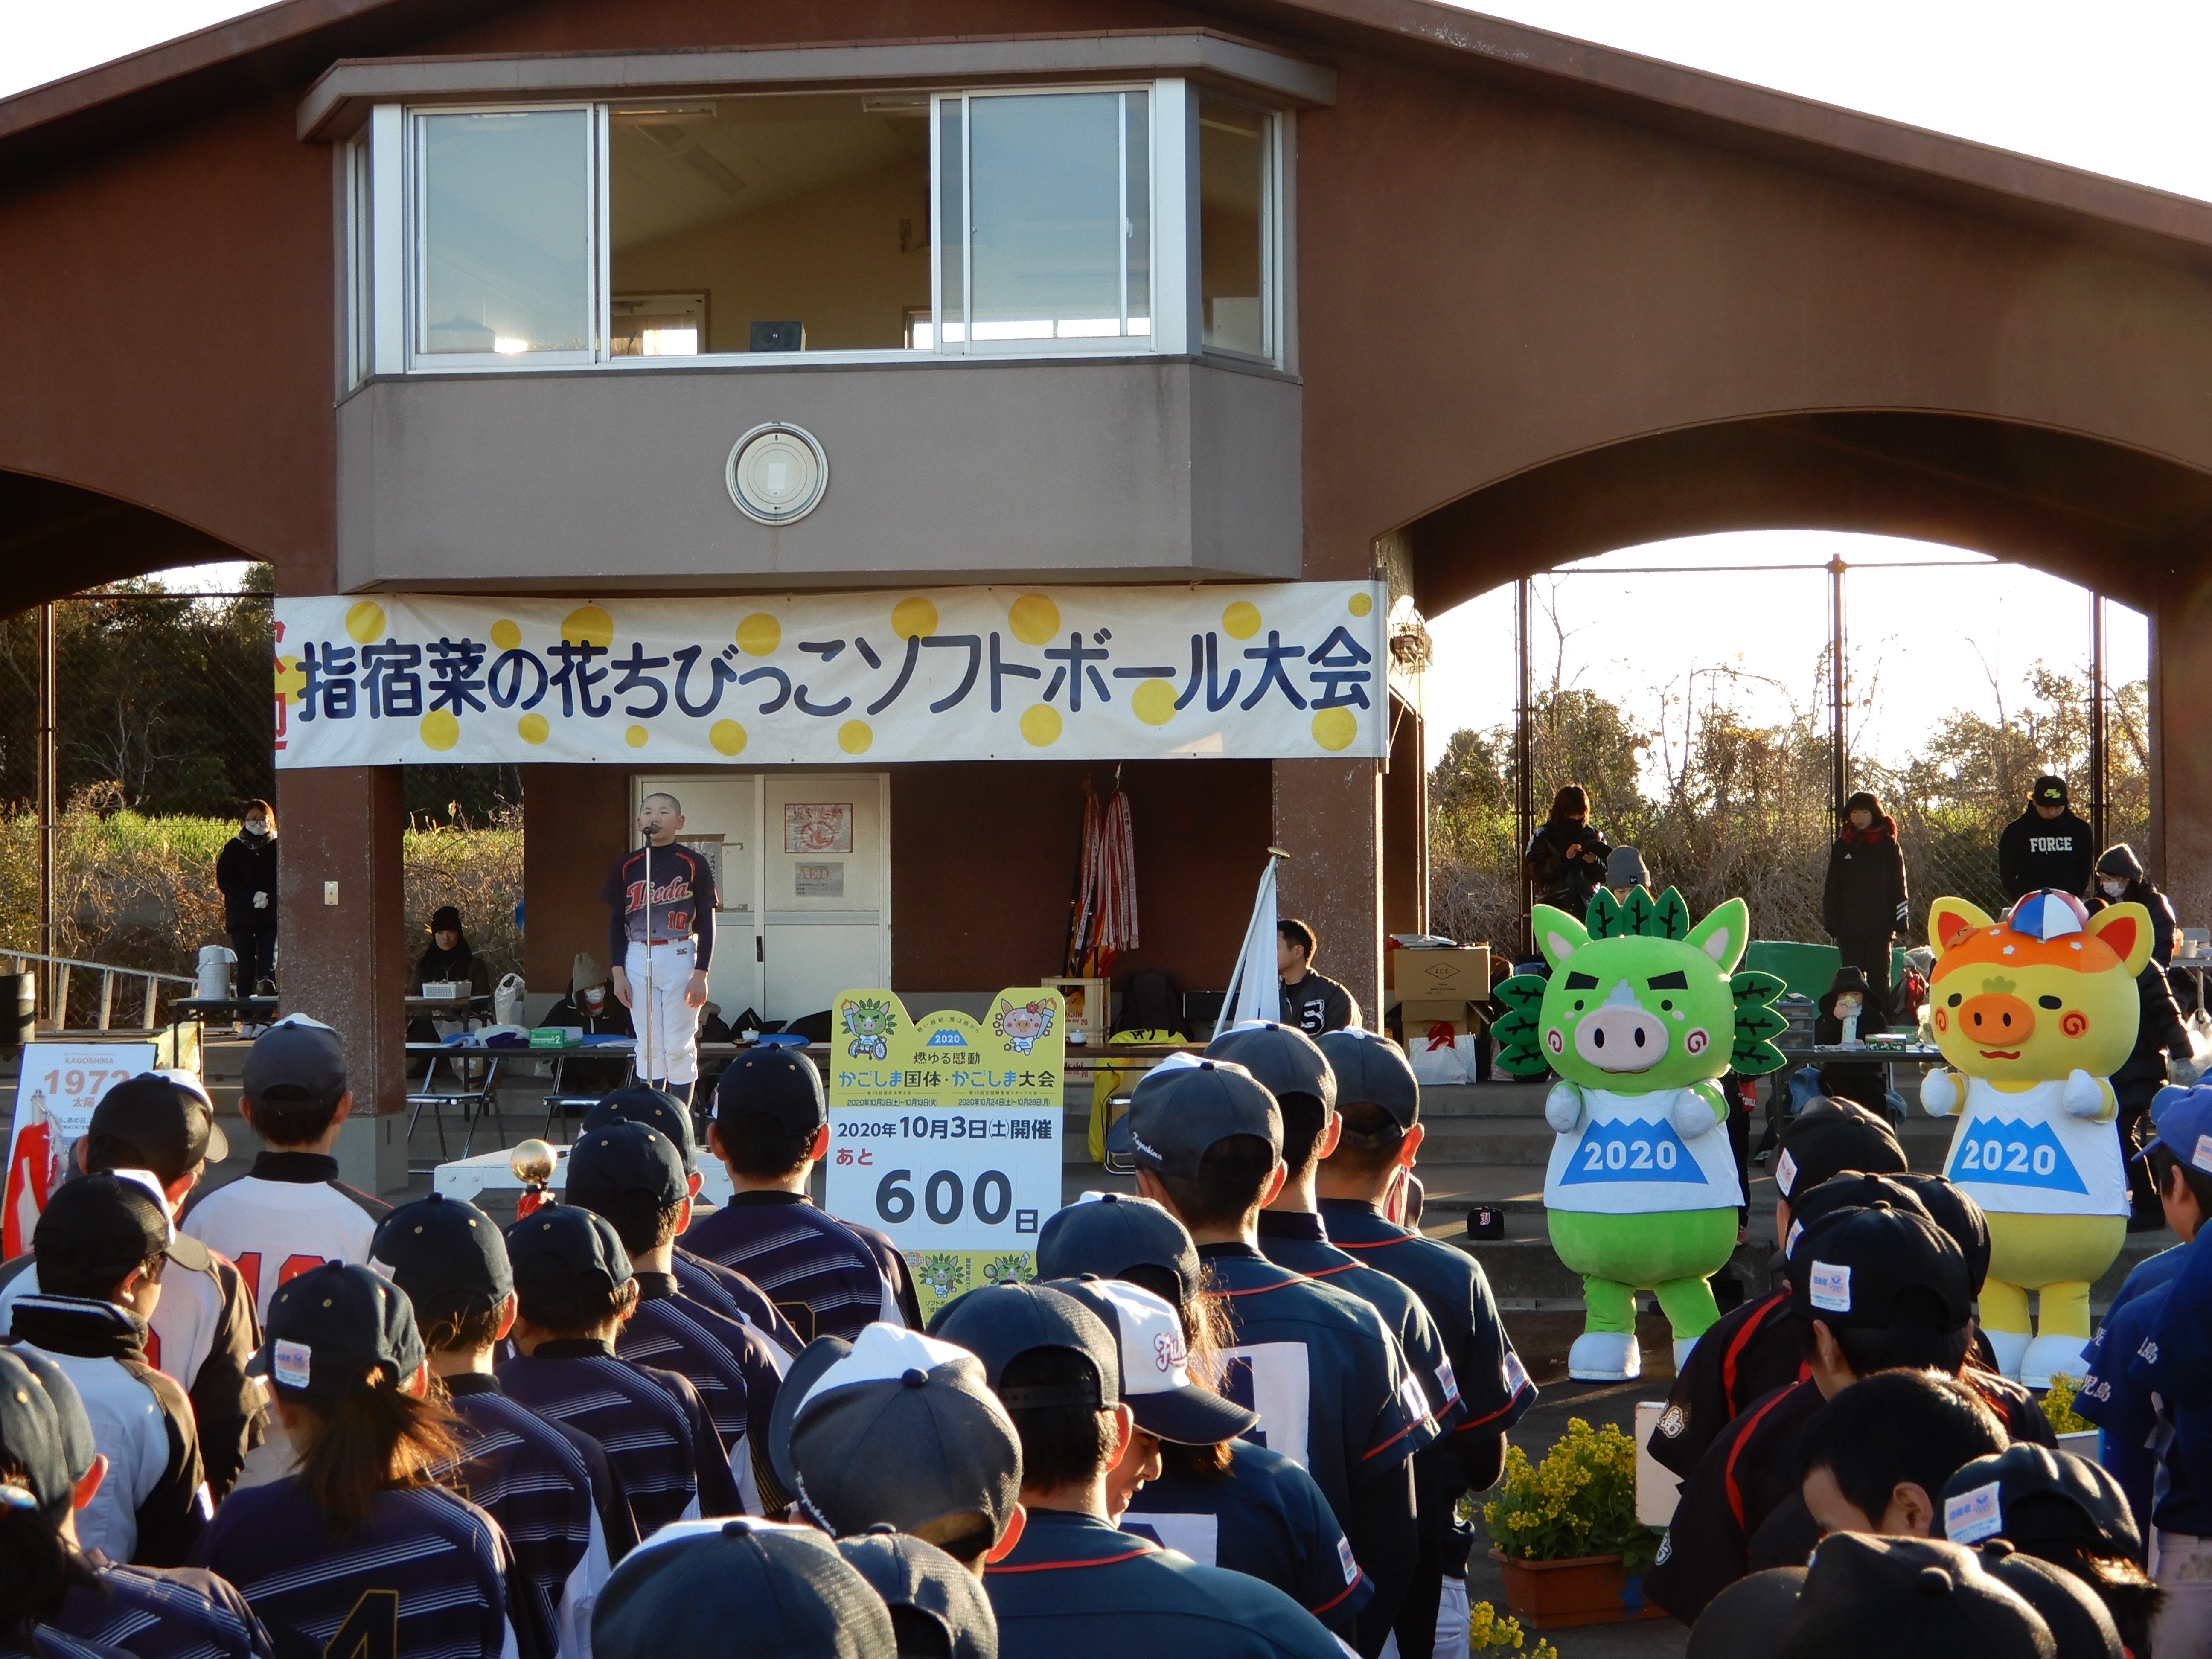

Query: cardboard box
left=1393, top=946, right=1490, bottom=1001
left=1039, top=977, right=1109, bottom=1045
left=1397, top=997, right=1473, bottom=1026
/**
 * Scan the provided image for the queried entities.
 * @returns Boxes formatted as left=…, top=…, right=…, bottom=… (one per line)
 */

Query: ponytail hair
left=0, top=1466, right=90, bottom=1644
left=288, top=1385, right=463, bottom=1535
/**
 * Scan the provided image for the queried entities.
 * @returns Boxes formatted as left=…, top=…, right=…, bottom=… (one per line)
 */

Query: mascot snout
left=1573, top=982, right=1668, bottom=1073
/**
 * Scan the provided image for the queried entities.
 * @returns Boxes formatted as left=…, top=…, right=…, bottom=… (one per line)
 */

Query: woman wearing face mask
left=2088, top=845, right=2194, bottom=1228
left=2091, top=845, right=2177, bottom=965
left=213, top=800, right=279, bottom=997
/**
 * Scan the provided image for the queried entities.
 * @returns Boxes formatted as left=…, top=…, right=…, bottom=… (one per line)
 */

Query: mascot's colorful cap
left=2007, top=890, right=2088, bottom=941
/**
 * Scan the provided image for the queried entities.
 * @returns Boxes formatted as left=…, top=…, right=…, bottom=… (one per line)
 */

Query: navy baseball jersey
left=670, top=1249, right=804, bottom=1357
left=2074, top=1282, right=2166, bottom=1531
left=602, top=843, right=718, bottom=966
left=189, top=1479, right=532, bottom=1659
left=1256, top=1211, right=1463, bottom=1430
left=1318, top=1199, right=1536, bottom=1443
left=440, top=1375, right=608, bottom=1653
left=838, top=1216, right=923, bottom=1328
left=1121, top=1441, right=1372, bottom=1638
left=678, top=1192, right=898, bottom=1343
left=618, top=1272, right=787, bottom=1511
left=25, top=1630, right=132, bottom=1659
left=985, top=1508, right=1346, bottom=1659
left=497, top=1341, right=718, bottom=1540
left=1196, top=1243, right=1438, bottom=1529
left=2133, top=1251, right=2212, bottom=1536
left=55, top=1556, right=273, bottom=1659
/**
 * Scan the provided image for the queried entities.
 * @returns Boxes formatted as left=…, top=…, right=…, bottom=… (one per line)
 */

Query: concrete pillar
left=521, top=764, right=631, bottom=1001
left=1274, top=757, right=1384, bottom=1022
left=2151, top=580, right=2212, bottom=926
left=1382, top=694, right=1428, bottom=939
left=276, top=764, right=409, bottom=1194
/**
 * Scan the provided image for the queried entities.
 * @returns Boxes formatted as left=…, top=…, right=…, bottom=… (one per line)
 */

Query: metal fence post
left=1515, top=576, right=1533, bottom=960
left=37, top=601, right=55, bottom=1024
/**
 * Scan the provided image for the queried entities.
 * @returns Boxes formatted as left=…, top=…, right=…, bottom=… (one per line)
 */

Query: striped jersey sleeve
left=677, top=1196, right=890, bottom=1343
left=55, top=1562, right=273, bottom=1659
left=442, top=1386, right=598, bottom=1649
left=495, top=1350, right=704, bottom=1540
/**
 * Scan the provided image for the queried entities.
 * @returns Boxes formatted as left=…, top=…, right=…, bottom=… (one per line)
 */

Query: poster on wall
left=823, top=987, right=1066, bottom=1322
left=272, top=582, right=1387, bottom=768
left=784, top=803, right=854, bottom=854
left=3, top=1040, right=159, bottom=1258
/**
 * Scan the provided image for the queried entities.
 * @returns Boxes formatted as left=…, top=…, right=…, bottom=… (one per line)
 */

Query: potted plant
left=1481, top=1417, right=1670, bottom=1629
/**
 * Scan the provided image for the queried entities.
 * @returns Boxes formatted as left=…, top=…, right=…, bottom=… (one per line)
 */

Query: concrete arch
left=0, top=471, right=251, bottom=614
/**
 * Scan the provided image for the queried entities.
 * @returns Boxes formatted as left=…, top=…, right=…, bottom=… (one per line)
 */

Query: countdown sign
left=823, top=986, right=1065, bottom=1321
left=4, top=1040, right=159, bottom=1258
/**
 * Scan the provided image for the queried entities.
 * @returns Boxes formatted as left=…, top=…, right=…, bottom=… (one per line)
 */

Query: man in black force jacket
left=1998, top=776, right=2095, bottom=900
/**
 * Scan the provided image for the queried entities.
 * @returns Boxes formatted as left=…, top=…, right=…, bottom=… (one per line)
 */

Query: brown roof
left=7, top=0, right=2212, bottom=267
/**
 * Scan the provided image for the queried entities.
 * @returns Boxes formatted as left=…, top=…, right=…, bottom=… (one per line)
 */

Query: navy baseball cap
left=251, top=1261, right=426, bottom=1403
left=1123, top=1056, right=1281, bottom=1180
left=930, top=1281, right=1121, bottom=1409
left=1775, top=1099, right=1907, bottom=1202
left=1775, top=1534, right=2051, bottom=1659
left=1036, top=1193, right=1201, bottom=1304
left=1049, top=1276, right=1256, bottom=1445
left=715, top=1048, right=827, bottom=1138
left=242, top=1013, right=348, bottom=1106
left=1205, top=1022, right=1336, bottom=1112
left=836, top=1530, right=998, bottom=1659
left=2141, top=1083, right=2212, bottom=1176
left=1941, top=1444, right=2141, bottom=1560
left=1973, top=1547, right=2120, bottom=1659
left=0, top=1347, right=79, bottom=1524
left=372, top=1193, right=513, bottom=1325
left=1890, top=1174, right=1992, bottom=1296
left=595, top=1519, right=895, bottom=1659
left=1789, top=1203, right=1970, bottom=1332
left=567, top=1121, right=687, bottom=1214
left=1686, top=1569, right=1804, bottom=1659
left=584, top=1085, right=698, bottom=1173
left=88, top=1072, right=228, bottom=1178
left=770, top=1324, right=1022, bottom=1541
left=1784, top=1173, right=1931, bottom=1259
left=33, top=1171, right=171, bottom=1283
left=1318, top=1029, right=1419, bottom=1134
left=506, top=1204, right=633, bottom=1305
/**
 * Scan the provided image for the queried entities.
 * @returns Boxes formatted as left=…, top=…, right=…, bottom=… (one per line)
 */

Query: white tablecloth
left=432, top=1145, right=734, bottom=1205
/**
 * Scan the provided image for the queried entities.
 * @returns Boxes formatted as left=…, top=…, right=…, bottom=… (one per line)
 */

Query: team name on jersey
left=625, top=873, right=694, bottom=909
left=2028, top=835, right=2078, bottom=853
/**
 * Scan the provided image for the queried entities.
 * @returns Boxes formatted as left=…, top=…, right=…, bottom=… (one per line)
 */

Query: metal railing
left=1, top=949, right=195, bottom=1033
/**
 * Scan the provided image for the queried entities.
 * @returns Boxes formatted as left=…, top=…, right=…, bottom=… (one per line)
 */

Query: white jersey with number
left=1543, top=1085, right=1742, bottom=1214
left=182, top=1172, right=382, bottom=1326
left=1941, top=1075, right=2127, bottom=1217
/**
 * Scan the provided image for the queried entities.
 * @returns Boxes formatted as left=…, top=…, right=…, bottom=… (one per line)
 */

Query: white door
left=762, top=774, right=891, bottom=1022
left=631, top=774, right=765, bottom=1024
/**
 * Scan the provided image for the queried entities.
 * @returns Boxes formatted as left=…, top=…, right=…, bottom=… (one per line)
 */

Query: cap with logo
left=836, top=1529, right=998, bottom=1659
left=2139, top=1082, right=2212, bottom=1180
left=583, top=1085, right=698, bottom=1173
left=1122, top=1057, right=1281, bottom=1181
left=1774, top=1098, right=1906, bottom=1203
left=32, top=1171, right=172, bottom=1284
left=1784, top=1172, right=1932, bottom=1260
left=1048, top=1276, right=1257, bottom=1444
left=714, top=1048, right=827, bottom=1138
left=1774, top=1534, right=2052, bottom=1659
left=371, top=1193, right=513, bottom=1324
left=1035, top=1193, right=1201, bottom=1304
left=1971, top=1545, right=2121, bottom=1659
left=566, top=1120, right=687, bottom=1215
left=1788, top=1202, right=1971, bottom=1332
left=768, top=1323, right=1021, bottom=1541
left=1205, top=1022, right=1337, bottom=1112
left=505, top=1203, right=634, bottom=1305
left=1939, top=1444, right=2141, bottom=1560
left=1317, top=1029, right=1419, bottom=1134
left=242, top=1013, right=348, bottom=1107
left=249, top=1261, right=425, bottom=1403
left=0, top=1346, right=75, bottom=1524
left=2032, top=775, right=2068, bottom=806
left=929, top=1281, right=1121, bottom=1409
left=87, top=1071, right=228, bottom=1178
left=594, top=1518, right=896, bottom=1659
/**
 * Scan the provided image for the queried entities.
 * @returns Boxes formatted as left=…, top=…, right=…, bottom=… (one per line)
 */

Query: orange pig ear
left=2087, top=901, right=2156, bottom=977
left=1927, top=897, right=1993, bottom=957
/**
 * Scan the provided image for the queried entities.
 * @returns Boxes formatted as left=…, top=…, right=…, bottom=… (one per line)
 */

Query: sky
left=2, top=1, right=2186, bottom=776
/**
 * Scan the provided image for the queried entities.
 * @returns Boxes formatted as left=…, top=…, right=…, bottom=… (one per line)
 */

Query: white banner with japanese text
left=272, top=583, right=1386, bottom=766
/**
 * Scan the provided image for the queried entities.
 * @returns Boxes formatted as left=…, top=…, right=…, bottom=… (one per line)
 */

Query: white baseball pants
left=625, top=939, right=701, bottom=1085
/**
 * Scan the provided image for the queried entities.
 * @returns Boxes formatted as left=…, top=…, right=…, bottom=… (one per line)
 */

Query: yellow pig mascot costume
left=1921, top=888, right=2151, bottom=1385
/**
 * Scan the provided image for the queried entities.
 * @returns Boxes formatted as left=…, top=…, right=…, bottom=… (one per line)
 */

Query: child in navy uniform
left=601, top=793, right=716, bottom=1100
left=189, top=1263, right=543, bottom=1659
left=1121, top=1059, right=1436, bottom=1657
left=372, top=1193, right=624, bottom=1654
left=496, top=1205, right=739, bottom=1537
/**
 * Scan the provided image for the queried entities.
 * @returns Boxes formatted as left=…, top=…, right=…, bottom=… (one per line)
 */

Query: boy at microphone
left=603, top=792, right=716, bottom=1104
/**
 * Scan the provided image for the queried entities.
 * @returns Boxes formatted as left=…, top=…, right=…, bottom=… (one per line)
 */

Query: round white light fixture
left=725, top=422, right=829, bottom=524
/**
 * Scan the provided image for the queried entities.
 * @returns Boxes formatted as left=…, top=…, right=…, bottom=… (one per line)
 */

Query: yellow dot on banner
left=419, top=710, right=459, bottom=751
left=490, top=619, right=521, bottom=651
left=625, top=725, right=649, bottom=748
left=892, top=597, right=939, bottom=639
left=736, top=613, right=781, bottom=656
left=1131, top=678, right=1177, bottom=727
left=1348, top=591, right=1374, bottom=617
left=1222, top=601, right=1261, bottom=640
left=838, top=719, right=873, bottom=754
left=710, top=719, right=747, bottom=756
left=517, top=713, right=549, bottom=744
left=1008, top=594, right=1059, bottom=646
left=1312, top=707, right=1358, bottom=751
left=1020, top=704, right=1063, bottom=747
left=560, top=605, right=614, bottom=648
left=344, top=601, right=386, bottom=643
left=273, top=656, right=306, bottom=704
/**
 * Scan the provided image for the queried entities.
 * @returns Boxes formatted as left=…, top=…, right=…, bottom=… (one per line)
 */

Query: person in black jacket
left=415, top=905, right=493, bottom=998
left=1522, top=785, right=1610, bottom=917
left=2089, top=867, right=2195, bottom=1228
left=1822, top=791, right=1908, bottom=1020
left=1997, top=776, right=2095, bottom=901
left=2093, top=844, right=2178, bottom=966
left=213, top=799, right=279, bottom=995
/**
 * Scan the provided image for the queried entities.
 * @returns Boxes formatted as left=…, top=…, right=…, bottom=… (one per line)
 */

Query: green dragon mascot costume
left=1493, top=886, right=1788, bottom=1381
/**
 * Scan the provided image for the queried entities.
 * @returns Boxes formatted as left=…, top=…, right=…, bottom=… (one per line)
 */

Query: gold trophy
left=511, top=1138, right=557, bottom=1216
